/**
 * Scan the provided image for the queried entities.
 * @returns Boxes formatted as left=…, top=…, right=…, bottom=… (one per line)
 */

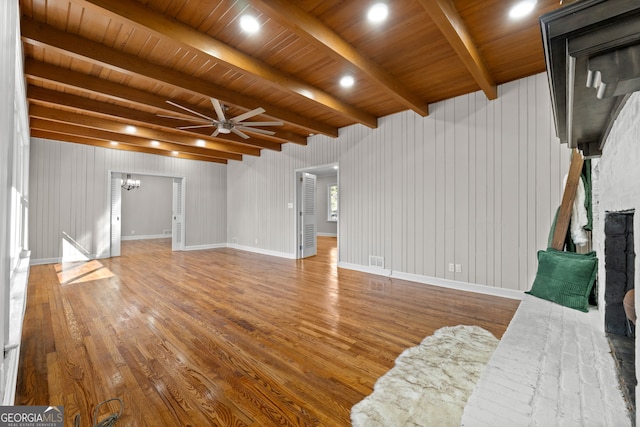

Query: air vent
left=369, top=255, right=384, bottom=268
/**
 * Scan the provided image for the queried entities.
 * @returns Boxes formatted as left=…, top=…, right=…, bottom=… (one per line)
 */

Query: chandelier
left=121, top=174, right=140, bottom=191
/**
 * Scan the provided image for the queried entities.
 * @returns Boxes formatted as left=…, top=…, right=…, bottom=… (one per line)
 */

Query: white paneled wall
left=121, top=175, right=173, bottom=240
left=29, top=139, right=227, bottom=263
left=2, top=0, right=30, bottom=404
left=227, top=73, right=571, bottom=291
left=227, top=137, right=340, bottom=254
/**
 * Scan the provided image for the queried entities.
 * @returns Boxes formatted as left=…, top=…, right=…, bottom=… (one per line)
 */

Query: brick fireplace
left=540, top=2, right=640, bottom=422
left=592, top=91, right=640, bottom=420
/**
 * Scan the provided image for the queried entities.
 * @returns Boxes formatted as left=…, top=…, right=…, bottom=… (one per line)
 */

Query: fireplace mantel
left=540, top=0, right=640, bottom=157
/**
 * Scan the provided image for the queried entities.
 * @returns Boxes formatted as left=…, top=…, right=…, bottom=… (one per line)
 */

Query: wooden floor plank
left=17, top=237, right=519, bottom=426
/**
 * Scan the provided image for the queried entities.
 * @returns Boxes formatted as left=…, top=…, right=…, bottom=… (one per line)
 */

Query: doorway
left=295, top=163, right=339, bottom=259
left=109, top=171, right=185, bottom=257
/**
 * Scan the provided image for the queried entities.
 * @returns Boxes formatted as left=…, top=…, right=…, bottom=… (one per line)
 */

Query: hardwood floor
left=17, top=237, right=520, bottom=426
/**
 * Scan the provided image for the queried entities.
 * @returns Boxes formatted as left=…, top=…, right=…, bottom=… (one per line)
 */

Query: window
left=328, top=184, right=338, bottom=221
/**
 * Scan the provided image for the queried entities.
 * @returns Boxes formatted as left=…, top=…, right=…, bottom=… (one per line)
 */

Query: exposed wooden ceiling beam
left=25, top=60, right=195, bottom=118
left=31, top=129, right=228, bottom=164
left=25, top=60, right=307, bottom=146
left=248, top=0, right=429, bottom=117
left=27, top=85, right=284, bottom=152
left=74, top=0, right=378, bottom=129
left=29, top=104, right=261, bottom=157
left=21, top=17, right=339, bottom=138
left=416, top=0, right=497, bottom=100
left=30, top=116, right=241, bottom=161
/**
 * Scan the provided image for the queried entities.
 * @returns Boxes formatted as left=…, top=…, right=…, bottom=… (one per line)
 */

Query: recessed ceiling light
left=340, top=75, right=355, bottom=88
left=110, top=141, right=118, bottom=146
left=195, top=139, right=206, bottom=147
left=509, top=0, right=537, bottom=19
left=150, top=140, right=160, bottom=147
left=171, top=151, right=179, bottom=156
left=367, top=3, right=388, bottom=23
left=240, top=15, right=260, bottom=33
left=125, top=125, right=137, bottom=134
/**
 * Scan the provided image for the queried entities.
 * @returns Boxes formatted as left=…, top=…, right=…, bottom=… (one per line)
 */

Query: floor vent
left=369, top=255, right=384, bottom=268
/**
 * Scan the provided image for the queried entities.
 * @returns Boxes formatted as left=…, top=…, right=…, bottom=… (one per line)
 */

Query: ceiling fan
left=160, top=97, right=283, bottom=139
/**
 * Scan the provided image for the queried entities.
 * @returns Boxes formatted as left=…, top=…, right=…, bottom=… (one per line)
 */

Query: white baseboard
left=30, top=254, right=98, bottom=266
left=183, top=243, right=227, bottom=251
left=226, top=244, right=296, bottom=259
left=317, top=233, right=337, bottom=237
left=121, top=234, right=169, bottom=241
left=390, top=271, right=523, bottom=300
left=337, top=262, right=524, bottom=300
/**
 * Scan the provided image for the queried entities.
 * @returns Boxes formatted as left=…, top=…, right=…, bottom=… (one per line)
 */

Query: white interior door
left=110, top=173, right=122, bottom=257
left=172, top=177, right=185, bottom=251
left=300, top=172, right=317, bottom=258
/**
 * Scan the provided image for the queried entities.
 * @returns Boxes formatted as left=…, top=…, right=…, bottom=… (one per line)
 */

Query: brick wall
left=592, top=91, right=640, bottom=422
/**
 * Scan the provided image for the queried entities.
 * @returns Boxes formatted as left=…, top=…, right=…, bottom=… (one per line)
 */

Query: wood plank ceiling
left=20, top=0, right=563, bottom=164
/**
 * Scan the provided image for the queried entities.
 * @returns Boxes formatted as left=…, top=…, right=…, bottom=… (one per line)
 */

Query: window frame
left=327, top=183, right=338, bottom=222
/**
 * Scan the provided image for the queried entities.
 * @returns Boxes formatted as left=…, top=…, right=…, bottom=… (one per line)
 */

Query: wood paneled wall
left=28, top=139, right=227, bottom=263
left=227, top=73, right=571, bottom=290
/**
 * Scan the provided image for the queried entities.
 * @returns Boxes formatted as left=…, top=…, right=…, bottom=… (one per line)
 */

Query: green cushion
left=526, top=249, right=598, bottom=312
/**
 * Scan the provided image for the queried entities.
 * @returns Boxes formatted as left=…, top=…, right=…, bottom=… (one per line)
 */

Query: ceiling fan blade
left=166, top=100, right=217, bottom=122
left=211, top=98, right=226, bottom=122
left=231, top=107, right=265, bottom=123
left=238, top=121, right=284, bottom=127
left=157, top=114, right=211, bottom=123
left=235, top=126, right=276, bottom=136
left=178, top=124, right=216, bottom=130
left=212, top=128, right=220, bottom=137
left=231, top=128, right=250, bottom=139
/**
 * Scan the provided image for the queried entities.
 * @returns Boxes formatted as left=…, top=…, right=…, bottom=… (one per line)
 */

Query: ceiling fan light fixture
left=163, top=97, right=282, bottom=139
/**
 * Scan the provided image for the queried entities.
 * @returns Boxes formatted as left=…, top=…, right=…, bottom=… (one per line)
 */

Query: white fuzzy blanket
left=351, top=325, right=498, bottom=427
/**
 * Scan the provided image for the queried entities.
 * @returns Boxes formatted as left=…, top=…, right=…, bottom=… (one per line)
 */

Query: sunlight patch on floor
left=55, top=259, right=114, bottom=285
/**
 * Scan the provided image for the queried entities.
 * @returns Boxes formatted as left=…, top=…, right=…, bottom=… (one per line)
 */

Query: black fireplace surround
left=604, top=211, right=635, bottom=336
